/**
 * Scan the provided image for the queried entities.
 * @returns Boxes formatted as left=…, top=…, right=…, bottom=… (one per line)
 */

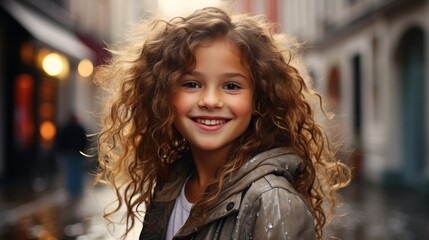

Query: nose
left=198, top=88, right=224, bottom=110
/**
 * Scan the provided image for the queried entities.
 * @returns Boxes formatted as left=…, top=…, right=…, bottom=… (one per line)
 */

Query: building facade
left=235, top=0, right=429, bottom=194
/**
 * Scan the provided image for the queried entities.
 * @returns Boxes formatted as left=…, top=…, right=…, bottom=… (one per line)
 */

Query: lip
left=191, top=116, right=230, bottom=131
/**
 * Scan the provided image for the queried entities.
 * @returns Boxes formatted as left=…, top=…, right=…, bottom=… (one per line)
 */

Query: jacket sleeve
left=252, top=187, right=316, bottom=240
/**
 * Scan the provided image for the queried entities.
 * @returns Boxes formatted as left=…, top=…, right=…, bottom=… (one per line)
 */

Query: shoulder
left=237, top=174, right=316, bottom=239
left=245, top=173, right=304, bottom=205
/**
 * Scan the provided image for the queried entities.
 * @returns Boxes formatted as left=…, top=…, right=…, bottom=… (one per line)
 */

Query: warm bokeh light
left=39, top=102, right=55, bottom=118
left=15, top=74, right=35, bottom=147
left=39, top=51, right=70, bottom=79
left=42, top=53, right=63, bottom=76
left=40, top=121, right=56, bottom=141
left=77, top=59, right=94, bottom=77
left=37, top=48, right=50, bottom=67
left=20, top=41, right=33, bottom=64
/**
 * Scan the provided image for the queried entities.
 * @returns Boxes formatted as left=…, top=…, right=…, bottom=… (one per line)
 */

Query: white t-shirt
left=166, top=178, right=193, bottom=240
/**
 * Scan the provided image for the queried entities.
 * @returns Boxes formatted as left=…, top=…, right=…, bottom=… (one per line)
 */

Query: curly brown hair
left=94, top=7, right=350, bottom=240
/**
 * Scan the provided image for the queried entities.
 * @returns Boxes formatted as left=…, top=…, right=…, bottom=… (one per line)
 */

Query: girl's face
left=172, top=37, right=253, bottom=155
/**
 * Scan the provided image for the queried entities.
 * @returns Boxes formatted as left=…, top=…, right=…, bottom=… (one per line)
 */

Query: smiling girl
left=94, top=7, right=350, bottom=240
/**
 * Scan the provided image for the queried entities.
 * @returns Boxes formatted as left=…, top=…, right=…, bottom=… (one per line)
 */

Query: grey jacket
left=140, top=148, right=316, bottom=239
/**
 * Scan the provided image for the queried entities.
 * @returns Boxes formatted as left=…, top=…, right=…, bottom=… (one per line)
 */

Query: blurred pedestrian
left=94, top=7, right=351, bottom=240
left=56, top=113, right=88, bottom=199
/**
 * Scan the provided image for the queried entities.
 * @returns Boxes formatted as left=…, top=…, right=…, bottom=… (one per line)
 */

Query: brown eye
left=183, top=81, right=200, bottom=88
left=223, top=83, right=241, bottom=90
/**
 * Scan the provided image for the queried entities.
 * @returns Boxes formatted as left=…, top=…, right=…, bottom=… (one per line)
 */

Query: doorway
left=395, top=27, right=426, bottom=187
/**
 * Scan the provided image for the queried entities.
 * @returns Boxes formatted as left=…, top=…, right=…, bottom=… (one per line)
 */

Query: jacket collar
left=206, top=147, right=304, bottom=223
left=220, top=147, right=302, bottom=195
left=154, top=147, right=303, bottom=200
left=155, top=147, right=304, bottom=237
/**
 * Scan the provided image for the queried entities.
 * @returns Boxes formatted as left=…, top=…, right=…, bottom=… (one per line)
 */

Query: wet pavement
left=327, top=181, right=429, bottom=240
left=0, top=177, right=428, bottom=239
left=0, top=176, right=142, bottom=240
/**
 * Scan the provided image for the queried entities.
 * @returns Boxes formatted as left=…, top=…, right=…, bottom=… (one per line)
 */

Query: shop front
left=0, top=0, right=95, bottom=192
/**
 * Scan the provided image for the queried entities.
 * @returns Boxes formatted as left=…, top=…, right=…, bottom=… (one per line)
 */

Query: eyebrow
left=185, top=70, right=248, bottom=80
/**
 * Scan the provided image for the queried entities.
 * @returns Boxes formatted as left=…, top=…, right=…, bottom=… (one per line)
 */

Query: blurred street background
left=0, top=0, right=428, bottom=239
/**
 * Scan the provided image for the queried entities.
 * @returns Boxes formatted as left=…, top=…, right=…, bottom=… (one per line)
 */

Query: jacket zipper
left=213, top=218, right=225, bottom=240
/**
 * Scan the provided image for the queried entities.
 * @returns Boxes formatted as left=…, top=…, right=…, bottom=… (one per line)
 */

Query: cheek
left=233, top=95, right=254, bottom=119
left=171, top=91, right=191, bottom=116
left=170, top=91, right=182, bottom=110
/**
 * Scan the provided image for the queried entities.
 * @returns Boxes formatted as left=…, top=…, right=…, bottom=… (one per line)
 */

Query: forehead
left=192, top=37, right=247, bottom=67
left=189, top=38, right=248, bottom=76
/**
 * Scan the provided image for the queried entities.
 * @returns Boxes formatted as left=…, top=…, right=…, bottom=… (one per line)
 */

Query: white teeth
left=195, top=118, right=226, bottom=126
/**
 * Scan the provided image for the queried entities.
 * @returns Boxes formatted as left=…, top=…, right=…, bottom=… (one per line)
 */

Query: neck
left=191, top=146, right=231, bottom=182
left=185, top=146, right=231, bottom=202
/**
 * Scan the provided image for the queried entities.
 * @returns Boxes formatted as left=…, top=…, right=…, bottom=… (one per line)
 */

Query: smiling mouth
left=194, top=118, right=228, bottom=126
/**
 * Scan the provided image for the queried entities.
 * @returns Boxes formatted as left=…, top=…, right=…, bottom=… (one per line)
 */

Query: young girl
left=95, top=7, right=350, bottom=240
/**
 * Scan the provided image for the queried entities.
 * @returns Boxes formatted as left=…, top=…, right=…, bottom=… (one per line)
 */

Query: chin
left=190, top=142, right=228, bottom=152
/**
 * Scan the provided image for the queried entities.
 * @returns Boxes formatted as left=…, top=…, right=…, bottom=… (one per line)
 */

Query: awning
left=1, top=0, right=94, bottom=61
